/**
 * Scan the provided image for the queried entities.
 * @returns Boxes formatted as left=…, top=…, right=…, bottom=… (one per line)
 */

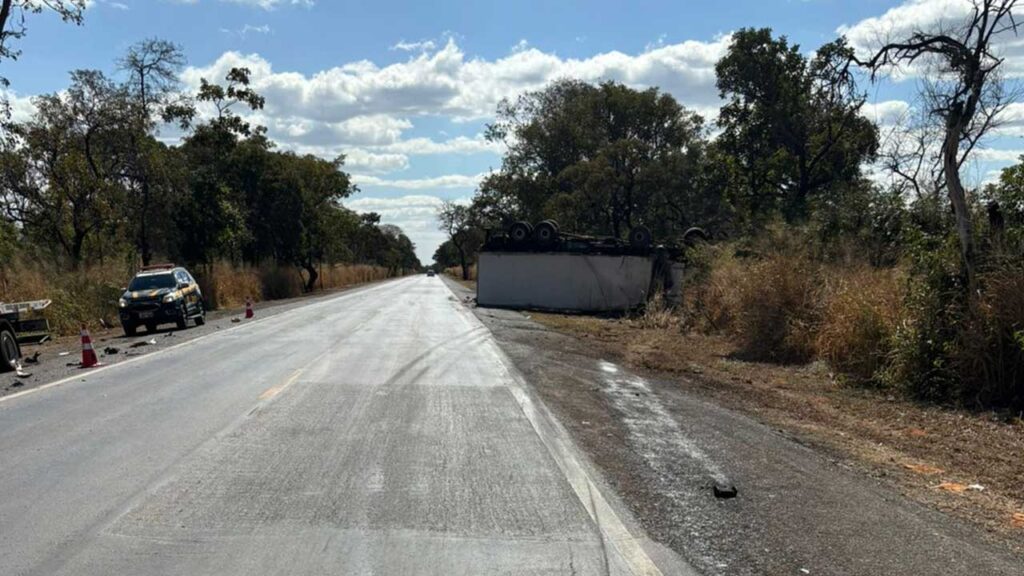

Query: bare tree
left=118, top=39, right=187, bottom=265
left=855, top=0, right=1021, bottom=285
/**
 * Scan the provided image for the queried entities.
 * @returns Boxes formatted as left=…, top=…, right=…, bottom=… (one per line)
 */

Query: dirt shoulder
left=531, top=313, right=1024, bottom=546
left=444, top=277, right=1023, bottom=575
left=2, top=278, right=398, bottom=398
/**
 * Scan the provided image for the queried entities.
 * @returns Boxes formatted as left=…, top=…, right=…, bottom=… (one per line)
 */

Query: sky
left=5, top=0, right=1024, bottom=264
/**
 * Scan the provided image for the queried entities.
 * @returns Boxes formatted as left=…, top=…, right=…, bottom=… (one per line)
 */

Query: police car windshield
left=128, top=274, right=177, bottom=291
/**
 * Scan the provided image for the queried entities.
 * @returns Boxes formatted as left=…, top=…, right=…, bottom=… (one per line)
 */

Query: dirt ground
left=531, top=311, right=1024, bottom=547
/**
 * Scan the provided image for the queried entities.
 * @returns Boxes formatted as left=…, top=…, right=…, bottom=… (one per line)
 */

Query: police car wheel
left=175, top=305, right=188, bottom=330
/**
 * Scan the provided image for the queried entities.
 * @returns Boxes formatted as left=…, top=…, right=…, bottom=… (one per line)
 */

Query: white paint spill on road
left=598, top=359, right=729, bottom=485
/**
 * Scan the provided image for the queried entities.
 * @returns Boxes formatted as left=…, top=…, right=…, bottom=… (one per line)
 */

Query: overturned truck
left=477, top=220, right=705, bottom=313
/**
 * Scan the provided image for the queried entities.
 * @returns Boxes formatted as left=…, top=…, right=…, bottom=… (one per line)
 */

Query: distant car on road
left=426, top=269, right=436, bottom=277
left=119, top=265, right=206, bottom=336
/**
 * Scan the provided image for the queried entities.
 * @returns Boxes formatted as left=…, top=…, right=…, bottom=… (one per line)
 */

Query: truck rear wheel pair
left=509, top=220, right=561, bottom=247
left=0, top=326, right=20, bottom=371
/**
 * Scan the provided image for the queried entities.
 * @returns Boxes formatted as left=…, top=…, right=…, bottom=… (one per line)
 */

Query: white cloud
left=221, top=0, right=313, bottom=9
left=391, top=40, right=437, bottom=52
left=351, top=172, right=487, bottom=190
left=346, top=194, right=463, bottom=263
left=861, top=99, right=911, bottom=126
left=182, top=35, right=728, bottom=127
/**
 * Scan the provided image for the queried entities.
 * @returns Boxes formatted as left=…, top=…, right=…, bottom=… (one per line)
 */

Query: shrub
left=953, top=259, right=1024, bottom=409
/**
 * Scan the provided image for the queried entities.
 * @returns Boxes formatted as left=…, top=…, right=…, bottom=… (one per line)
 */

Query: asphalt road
left=0, top=276, right=684, bottom=576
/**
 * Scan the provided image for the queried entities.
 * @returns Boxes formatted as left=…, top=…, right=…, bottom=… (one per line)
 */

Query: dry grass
left=445, top=264, right=477, bottom=281
left=729, top=253, right=821, bottom=363
left=1, top=260, right=392, bottom=335
left=0, top=259, right=130, bottom=335
left=816, top=267, right=906, bottom=384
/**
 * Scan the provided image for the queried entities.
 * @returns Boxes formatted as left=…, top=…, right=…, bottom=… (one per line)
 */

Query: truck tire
left=509, top=221, right=533, bottom=246
left=123, top=323, right=137, bottom=337
left=533, top=220, right=560, bottom=247
left=629, top=225, right=652, bottom=249
left=0, top=327, right=19, bottom=371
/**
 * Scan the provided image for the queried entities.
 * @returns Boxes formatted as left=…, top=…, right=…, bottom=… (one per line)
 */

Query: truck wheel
left=145, top=322, right=157, bottom=333
left=0, top=328, right=19, bottom=372
left=123, top=323, right=137, bottom=337
left=629, top=225, right=652, bottom=249
left=509, top=221, right=532, bottom=245
left=533, top=220, right=560, bottom=247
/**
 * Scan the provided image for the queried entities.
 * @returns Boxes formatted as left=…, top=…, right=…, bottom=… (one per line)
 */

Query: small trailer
left=477, top=221, right=703, bottom=313
left=0, top=299, right=52, bottom=371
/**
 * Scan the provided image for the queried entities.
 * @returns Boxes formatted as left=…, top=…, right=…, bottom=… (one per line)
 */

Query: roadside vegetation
left=439, top=6, right=1024, bottom=415
left=0, top=34, right=420, bottom=333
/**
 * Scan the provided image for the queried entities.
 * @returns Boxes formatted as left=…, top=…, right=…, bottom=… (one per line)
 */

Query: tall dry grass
left=729, top=253, right=822, bottom=363
left=198, top=263, right=393, bottom=309
left=816, top=267, right=906, bottom=384
left=445, top=264, right=477, bottom=281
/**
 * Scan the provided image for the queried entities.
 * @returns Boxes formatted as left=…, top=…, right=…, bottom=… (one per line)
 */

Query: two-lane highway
left=0, top=276, right=677, bottom=575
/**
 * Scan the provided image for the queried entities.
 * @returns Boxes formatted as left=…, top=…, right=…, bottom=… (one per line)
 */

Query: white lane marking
left=443, top=282, right=694, bottom=576
left=0, top=279, right=406, bottom=405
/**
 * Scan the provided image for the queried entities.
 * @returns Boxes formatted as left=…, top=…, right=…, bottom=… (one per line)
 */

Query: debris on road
left=935, top=482, right=969, bottom=494
left=967, top=484, right=985, bottom=492
left=103, top=347, right=120, bottom=355
left=713, top=484, right=738, bottom=499
left=231, top=318, right=241, bottom=323
left=904, top=463, right=944, bottom=475
left=23, top=352, right=41, bottom=364
left=129, top=339, right=157, bottom=348
left=58, top=351, right=70, bottom=357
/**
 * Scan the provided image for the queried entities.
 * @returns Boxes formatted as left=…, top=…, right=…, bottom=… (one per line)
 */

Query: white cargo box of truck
left=474, top=220, right=699, bottom=314
left=477, top=252, right=654, bottom=312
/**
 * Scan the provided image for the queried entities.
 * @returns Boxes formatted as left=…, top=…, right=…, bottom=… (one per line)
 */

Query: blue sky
left=5, top=0, right=1024, bottom=263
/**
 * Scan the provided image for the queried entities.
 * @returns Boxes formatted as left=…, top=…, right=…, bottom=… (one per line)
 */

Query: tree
left=0, top=70, right=131, bottom=266
left=482, top=79, right=711, bottom=239
left=854, top=0, right=1020, bottom=285
left=715, top=29, right=878, bottom=225
left=171, top=67, right=268, bottom=266
left=118, top=39, right=187, bottom=265
left=437, top=201, right=482, bottom=281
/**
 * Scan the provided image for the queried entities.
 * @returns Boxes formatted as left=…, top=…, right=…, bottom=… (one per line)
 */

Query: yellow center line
left=259, top=369, right=303, bottom=401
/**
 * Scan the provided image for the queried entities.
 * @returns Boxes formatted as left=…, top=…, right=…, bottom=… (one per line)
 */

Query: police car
left=118, top=264, right=206, bottom=336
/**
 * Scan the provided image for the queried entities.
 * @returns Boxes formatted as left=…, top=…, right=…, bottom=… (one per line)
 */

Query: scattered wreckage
left=477, top=220, right=707, bottom=313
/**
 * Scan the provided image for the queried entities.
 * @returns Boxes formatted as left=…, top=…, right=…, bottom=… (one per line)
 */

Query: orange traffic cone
left=80, top=324, right=101, bottom=369
left=245, top=297, right=254, bottom=319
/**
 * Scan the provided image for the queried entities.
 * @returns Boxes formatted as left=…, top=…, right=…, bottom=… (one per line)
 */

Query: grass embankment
left=0, top=260, right=393, bottom=336
left=530, top=246, right=1024, bottom=543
